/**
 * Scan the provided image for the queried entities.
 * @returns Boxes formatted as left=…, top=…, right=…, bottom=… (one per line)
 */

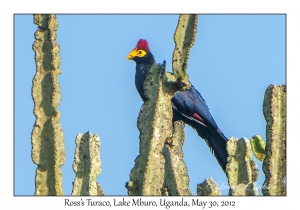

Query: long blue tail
left=173, top=108, right=228, bottom=172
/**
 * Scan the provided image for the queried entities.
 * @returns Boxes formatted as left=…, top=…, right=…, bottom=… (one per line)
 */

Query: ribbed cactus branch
left=262, top=84, right=286, bottom=196
left=162, top=121, right=192, bottom=196
left=172, top=14, right=198, bottom=90
left=197, top=178, right=221, bottom=196
left=72, top=131, right=102, bottom=196
left=226, top=137, right=259, bottom=196
left=250, top=134, right=266, bottom=162
left=31, top=14, right=65, bottom=196
left=126, top=61, right=177, bottom=195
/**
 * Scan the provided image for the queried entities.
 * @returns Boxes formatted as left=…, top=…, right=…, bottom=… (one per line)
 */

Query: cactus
left=197, top=178, right=221, bottom=196
left=226, top=137, right=259, bottom=196
left=262, top=84, right=286, bottom=196
left=250, top=134, right=266, bottom=162
left=31, top=14, right=104, bottom=196
left=162, top=121, right=192, bottom=196
left=223, top=85, right=285, bottom=196
left=31, top=14, right=65, bottom=196
left=172, top=14, right=198, bottom=90
left=72, top=131, right=103, bottom=196
left=126, top=62, right=175, bottom=195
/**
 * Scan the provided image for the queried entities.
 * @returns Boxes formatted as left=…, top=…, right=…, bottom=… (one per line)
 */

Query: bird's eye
left=138, top=50, right=142, bottom=54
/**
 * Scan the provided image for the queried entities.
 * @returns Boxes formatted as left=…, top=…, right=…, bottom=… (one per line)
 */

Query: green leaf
left=250, top=134, right=266, bottom=162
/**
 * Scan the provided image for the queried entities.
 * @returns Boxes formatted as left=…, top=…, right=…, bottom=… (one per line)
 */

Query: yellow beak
left=127, top=47, right=138, bottom=60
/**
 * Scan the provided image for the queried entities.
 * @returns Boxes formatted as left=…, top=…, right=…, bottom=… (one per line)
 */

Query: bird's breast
left=135, top=63, right=152, bottom=101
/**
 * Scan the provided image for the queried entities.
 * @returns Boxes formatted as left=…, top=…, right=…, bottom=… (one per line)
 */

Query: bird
left=127, top=39, right=228, bottom=172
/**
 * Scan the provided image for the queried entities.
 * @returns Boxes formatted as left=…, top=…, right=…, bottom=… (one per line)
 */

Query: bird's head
left=127, top=39, right=154, bottom=64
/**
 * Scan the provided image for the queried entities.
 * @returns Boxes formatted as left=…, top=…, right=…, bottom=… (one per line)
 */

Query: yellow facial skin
left=127, top=47, right=147, bottom=60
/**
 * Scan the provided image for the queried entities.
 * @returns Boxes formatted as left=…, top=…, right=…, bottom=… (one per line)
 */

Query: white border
left=2, top=0, right=298, bottom=209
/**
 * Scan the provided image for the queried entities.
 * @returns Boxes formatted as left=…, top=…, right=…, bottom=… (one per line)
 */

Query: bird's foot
left=176, top=74, right=191, bottom=91
left=165, top=136, right=174, bottom=149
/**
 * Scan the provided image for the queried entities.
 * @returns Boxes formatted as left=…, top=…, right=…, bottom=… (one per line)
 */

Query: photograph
left=14, top=14, right=286, bottom=201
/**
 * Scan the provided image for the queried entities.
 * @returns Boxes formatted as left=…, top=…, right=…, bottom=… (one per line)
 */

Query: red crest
left=136, top=39, right=150, bottom=52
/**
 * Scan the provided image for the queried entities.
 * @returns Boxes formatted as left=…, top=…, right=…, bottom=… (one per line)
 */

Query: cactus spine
left=31, top=14, right=65, bottom=195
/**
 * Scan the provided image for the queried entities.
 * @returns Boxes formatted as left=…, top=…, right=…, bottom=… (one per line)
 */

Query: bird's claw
left=165, top=136, right=174, bottom=149
left=176, top=75, right=191, bottom=91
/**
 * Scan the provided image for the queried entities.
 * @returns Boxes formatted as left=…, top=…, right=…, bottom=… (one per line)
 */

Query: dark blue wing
left=171, top=85, right=219, bottom=129
left=171, top=85, right=228, bottom=171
